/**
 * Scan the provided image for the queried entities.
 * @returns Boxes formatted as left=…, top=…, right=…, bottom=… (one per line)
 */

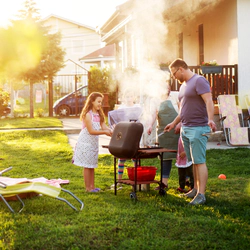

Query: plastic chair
left=244, top=94, right=250, bottom=112
left=0, top=167, right=84, bottom=213
left=217, top=95, right=250, bottom=146
left=244, top=94, right=250, bottom=126
left=108, top=106, right=142, bottom=127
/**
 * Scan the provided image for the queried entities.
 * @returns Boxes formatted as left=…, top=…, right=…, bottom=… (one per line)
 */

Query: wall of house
left=44, top=17, right=101, bottom=74
left=202, top=0, right=237, bottom=65
left=237, top=0, right=250, bottom=108
left=170, top=0, right=237, bottom=66
left=167, top=0, right=250, bottom=108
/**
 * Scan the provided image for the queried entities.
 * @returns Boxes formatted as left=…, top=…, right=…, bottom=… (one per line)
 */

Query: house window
left=178, top=33, right=183, bottom=59
left=198, top=24, right=204, bottom=65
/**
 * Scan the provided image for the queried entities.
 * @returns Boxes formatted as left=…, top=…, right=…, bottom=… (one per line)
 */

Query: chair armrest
left=0, top=167, right=13, bottom=176
left=219, top=116, right=226, bottom=122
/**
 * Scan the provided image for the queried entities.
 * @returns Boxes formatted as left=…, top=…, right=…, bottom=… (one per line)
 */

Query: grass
left=0, top=117, right=62, bottom=129
left=0, top=119, right=250, bottom=249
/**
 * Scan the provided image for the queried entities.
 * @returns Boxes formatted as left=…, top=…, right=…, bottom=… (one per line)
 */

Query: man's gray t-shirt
left=178, top=74, right=211, bottom=127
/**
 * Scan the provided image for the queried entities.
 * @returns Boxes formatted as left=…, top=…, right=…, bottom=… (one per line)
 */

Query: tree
left=88, top=66, right=117, bottom=110
left=19, top=30, right=65, bottom=117
left=0, top=88, right=10, bottom=112
left=18, top=0, right=65, bottom=117
left=0, top=0, right=65, bottom=118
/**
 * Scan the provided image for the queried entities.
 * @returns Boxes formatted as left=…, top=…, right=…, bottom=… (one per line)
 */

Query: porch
left=170, top=64, right=238, bottom=104
left=170, top=64, right=238, bottom=116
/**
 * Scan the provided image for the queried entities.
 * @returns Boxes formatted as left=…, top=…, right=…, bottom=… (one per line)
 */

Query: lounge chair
left=244, top=94, right=250, bottom=126
left=0, top=167, right=84, bottom=213
left=217, top=95, right=250, bottom=146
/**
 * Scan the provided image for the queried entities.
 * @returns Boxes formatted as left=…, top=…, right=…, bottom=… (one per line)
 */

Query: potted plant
left=200, top=60, right=223, bottom=74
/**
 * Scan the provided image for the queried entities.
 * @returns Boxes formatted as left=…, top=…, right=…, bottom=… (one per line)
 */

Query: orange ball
left=218, top=174, right=226, bottom=179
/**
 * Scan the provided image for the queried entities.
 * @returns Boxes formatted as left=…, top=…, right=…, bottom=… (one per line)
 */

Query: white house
left=42, top=14, right=102, bottom=92
left=98, top=0, right=250, bottom=109
left=79, top=43, right=116, bottom=69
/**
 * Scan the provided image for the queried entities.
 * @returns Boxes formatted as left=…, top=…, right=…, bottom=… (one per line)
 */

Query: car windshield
left=78, top=86, right=88, bottom=96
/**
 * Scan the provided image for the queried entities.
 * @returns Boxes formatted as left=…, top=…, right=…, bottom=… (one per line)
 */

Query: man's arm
left=164, top=114, right=181, bottom=132
left=201, top=92, right=216, bottom=131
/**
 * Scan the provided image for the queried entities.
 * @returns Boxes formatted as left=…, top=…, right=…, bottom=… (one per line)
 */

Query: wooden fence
left=170, top=64, right=238, bottom=104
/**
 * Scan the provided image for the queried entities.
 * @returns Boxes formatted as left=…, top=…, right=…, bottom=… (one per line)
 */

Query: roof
left=79, top=44, right=115, bottom=60
left=42, top=14, right=96, bottom=31
left=98, top=0, right=134, bottom=35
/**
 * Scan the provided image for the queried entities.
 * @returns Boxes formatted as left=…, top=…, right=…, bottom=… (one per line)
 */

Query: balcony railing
left=170, top=64, right=238, bottom=104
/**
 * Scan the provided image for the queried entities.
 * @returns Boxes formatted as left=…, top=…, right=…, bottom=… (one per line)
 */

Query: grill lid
left=108, top=122, right=143, bottom=158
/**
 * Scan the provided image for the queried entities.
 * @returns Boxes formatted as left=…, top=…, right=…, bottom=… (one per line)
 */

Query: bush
left=0, top=88, right=10, bottom=116
left=88, top=66, right=117, bottom=110
left=16, top=97, right=25, bottom=105
left=36, top=108, right=45, bottom=117
left=0, top=88, right=10, bottom=106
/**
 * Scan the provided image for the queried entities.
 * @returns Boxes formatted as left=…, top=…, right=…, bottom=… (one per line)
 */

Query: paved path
left=60, top=118, right=248, bottom=153
left=1, top=118, right=247, bottom=154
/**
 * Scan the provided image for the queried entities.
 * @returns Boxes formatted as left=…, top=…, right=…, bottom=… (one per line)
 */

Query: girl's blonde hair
left=80, top=92, right=105, bottom=123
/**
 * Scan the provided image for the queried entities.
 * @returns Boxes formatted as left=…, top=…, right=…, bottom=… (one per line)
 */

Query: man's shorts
left=181, top=126, right=211, bottom=164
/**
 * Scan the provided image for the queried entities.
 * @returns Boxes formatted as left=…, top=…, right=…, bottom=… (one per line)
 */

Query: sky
left=0, top=0, right=128, bottom=28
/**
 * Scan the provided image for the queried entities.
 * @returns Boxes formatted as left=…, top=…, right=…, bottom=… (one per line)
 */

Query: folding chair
left=244, top=94, right=250, bottom=127
left=217, top=95, right=250, bottom=146
left=0, top=167, right=84, bottom=213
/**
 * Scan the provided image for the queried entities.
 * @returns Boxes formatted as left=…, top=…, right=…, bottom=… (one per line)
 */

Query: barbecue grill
left=105, top=122, right=177, bottom=200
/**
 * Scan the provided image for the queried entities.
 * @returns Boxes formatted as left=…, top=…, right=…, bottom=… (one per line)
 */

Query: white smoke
left=115, top=0, right=172, bottom=101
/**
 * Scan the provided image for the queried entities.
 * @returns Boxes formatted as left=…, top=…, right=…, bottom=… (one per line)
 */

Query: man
left=164, top=58, right=216, bottom=205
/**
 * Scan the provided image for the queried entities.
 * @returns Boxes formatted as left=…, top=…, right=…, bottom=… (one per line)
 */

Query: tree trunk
left=13, top=90, right=18, bottom=109
left=10, top=81, right=14, bottom=118
left=48, top=78, right=53, bottom=117
left=30, top=80, right=34, bottom=118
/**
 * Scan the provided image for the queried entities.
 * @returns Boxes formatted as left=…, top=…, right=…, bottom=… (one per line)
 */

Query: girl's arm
left=147, top=98, right=158, bottom=135
left=84, top=113, right=112, bottom=136
left=100, top=121, right=113, bottom=136
left=147, top=112, right=157, bottom=135
left=100, top=121, right=110, bottom=130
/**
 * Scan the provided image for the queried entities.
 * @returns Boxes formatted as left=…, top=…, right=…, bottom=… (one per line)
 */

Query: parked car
left=53, top=86, right=88, bottom=116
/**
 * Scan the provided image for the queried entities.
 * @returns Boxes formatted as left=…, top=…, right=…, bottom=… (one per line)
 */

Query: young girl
left=72, top=92, right=112, bottom=192
left=175, top=137, right=194, bottom=193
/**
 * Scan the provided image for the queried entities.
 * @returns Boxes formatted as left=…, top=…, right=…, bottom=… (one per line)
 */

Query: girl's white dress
left=72, top=111, right=101, bottom=168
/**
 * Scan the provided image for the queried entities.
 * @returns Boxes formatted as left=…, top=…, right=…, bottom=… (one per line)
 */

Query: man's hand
left=164, top=122, right=175, bottom=132
left=208, top=120, right=217, bottom=132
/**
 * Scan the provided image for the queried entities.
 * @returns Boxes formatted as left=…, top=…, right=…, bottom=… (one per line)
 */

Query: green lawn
left=0, top=120, right=250, bottom=250
left=0, top=117, right=62, bottom=129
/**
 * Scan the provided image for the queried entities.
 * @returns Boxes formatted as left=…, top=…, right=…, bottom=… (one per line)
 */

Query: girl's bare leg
left=89, top=169, right=95, bottom=190
left=84, top=168, right=91, bottom=191
left=84, top=168, right=96, bottom=191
